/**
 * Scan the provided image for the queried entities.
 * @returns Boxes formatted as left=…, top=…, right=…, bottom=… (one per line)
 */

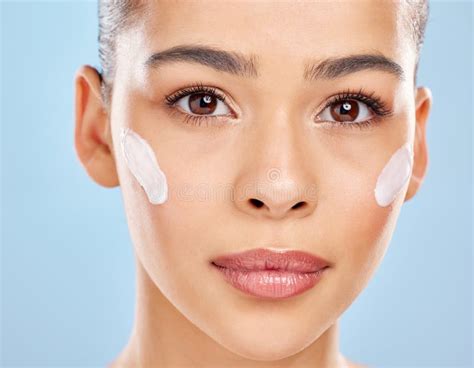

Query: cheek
left=122, top=153, right=225, bottom=279
left=116, top=116, right=237, bottom=300
left=335, top=191, right=396, bottom=271
left=120, top=127, right=168, bottom=205
left=327, top=171, right=391, bottom=259
left=320, top=141, right=411, bottom=292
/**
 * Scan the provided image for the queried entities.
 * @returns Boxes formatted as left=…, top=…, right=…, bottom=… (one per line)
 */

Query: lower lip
left=212, top=265, right=328, bottom=299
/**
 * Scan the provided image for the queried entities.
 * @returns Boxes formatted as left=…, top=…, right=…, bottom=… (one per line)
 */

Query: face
left=75, top=0, right=431, bottom=361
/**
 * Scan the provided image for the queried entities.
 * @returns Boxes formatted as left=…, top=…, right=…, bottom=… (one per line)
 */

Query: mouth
left=210, top=247, right=331, bottom=299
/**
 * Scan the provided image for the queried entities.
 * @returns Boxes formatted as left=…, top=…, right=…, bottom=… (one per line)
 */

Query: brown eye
left=330, top=100, right=359, bottom=121
left=318, top=99, right=372, bottom=124
left=188, top=93, right=218, bottom=115
left=176, top=91, right=231, bottom=116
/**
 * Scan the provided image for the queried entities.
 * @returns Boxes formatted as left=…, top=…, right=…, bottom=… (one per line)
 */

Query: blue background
left=1, top=1, right=472, bottom=367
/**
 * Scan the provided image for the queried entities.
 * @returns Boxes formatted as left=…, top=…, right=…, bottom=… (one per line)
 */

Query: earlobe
left=74, top=65, right=119, bottom=188
left=405, top=86, right=432, bottom=202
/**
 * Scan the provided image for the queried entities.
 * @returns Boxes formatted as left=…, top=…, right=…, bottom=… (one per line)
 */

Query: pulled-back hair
left=98, top=0, right=146, bottom=108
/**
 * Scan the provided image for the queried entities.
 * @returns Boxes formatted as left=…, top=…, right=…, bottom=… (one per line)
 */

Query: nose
left=237, top=168, right=315, bottom=220
left=233, top=113, right=317, bottom=221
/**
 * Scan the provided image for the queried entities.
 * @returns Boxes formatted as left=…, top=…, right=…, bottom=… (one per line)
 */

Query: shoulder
left=347, top=362, right=370, bottom=368
left=343, top=356, right=370, bottom=368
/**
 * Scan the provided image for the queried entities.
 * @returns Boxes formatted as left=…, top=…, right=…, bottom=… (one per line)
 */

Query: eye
left=317, top=99, right=373, bottom=124
left=176, top=92, right=231, bottom=116
left=164, top=84, right=236, bottom=126
left=165, top=84, right=232, bottom=116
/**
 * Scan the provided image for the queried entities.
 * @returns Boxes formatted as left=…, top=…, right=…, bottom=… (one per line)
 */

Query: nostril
left=249, top=198, right=264, bottom=208
left=292, top=201, right=306, bottom=210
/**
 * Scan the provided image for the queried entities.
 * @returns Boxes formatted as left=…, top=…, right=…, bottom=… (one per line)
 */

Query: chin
left=217, top=332, right=314, bottom=361
left=199, top=315, right=324, bottom=362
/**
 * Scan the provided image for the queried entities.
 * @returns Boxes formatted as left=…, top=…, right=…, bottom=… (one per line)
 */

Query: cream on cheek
left=374, top=142, right=414, bottom=207
left=119, top=126, right=411, bottom=209
left=120, top=127, right=168, bottom=205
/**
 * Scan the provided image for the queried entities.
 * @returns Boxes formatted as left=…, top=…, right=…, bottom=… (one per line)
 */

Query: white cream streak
left=374, top=142, right=414, bottom=207
left=120, top=127, right=168, bottom=205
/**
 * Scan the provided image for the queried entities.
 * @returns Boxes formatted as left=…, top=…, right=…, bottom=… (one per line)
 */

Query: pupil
left=341, top=102, right=352, bottom=113
left=329, top=99, right=359, bottom=122
left=189, top=92, right=217, bottom=114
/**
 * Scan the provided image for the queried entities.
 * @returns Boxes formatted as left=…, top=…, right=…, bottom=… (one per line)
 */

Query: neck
left=109, top=257, right=348, bottom=368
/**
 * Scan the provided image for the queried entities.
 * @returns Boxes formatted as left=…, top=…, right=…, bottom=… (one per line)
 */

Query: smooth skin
left=74, top=1, right=432, bottom=367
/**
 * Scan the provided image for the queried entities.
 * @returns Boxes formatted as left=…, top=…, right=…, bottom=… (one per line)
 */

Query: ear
left=404, top=86, right=432, bottom=202
left=74, top=65, right=119, bottom=187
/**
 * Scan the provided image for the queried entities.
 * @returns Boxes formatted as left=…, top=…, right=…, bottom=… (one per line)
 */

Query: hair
left=97, top=0, right=429, bottom=109
left=98, top=0, right=146, bottom=109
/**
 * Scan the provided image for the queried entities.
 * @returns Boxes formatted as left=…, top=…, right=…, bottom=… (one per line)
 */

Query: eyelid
left=163, top=82, right=238, bottom=117
left=162, top=82, right=242, bottom=127
left=314, top=88, right=393, bottom=121
left=317, top=99, right=374, bottom=124
left=175, top=94, right=232, bottom=116
left=163, top=83, right=392, bottom=130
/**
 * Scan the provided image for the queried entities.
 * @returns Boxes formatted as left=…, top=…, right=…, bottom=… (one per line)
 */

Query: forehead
left=119, top=0, right=415, bottom=84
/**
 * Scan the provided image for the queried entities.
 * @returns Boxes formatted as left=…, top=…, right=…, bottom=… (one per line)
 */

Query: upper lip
left=211, top=247, right=330, bottom=273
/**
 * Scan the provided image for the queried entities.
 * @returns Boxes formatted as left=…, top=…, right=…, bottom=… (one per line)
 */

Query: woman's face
left=80, top=0, right=430, bottom=361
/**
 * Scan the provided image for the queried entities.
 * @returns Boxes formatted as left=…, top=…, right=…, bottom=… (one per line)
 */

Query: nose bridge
left=257, top=107, right=296, bottom=165
left=234, top=106, right=317, bottom=220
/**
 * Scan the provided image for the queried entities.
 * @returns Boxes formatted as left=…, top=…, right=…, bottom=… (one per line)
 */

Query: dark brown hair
left=97, top=0, right=429, bottom=109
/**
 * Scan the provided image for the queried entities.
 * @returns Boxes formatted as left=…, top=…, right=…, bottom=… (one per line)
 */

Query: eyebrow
left=144, top=44, right=405, bottom=81
left=303, top=53, right=405, bottom=81
left=144, top=44, right=259, bottom=78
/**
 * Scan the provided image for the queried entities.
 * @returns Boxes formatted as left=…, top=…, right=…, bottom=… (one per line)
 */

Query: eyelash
left=163, top=82, right=393, bottom=129
left=320, top=87, right=392, bottom=129
left=164, top=82, right=230, bottom=127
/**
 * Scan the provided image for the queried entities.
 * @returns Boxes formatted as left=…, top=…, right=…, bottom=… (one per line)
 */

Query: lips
left=211, top=247, right=330, bottom=273
left=210, top=248, right=331, bottom=299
